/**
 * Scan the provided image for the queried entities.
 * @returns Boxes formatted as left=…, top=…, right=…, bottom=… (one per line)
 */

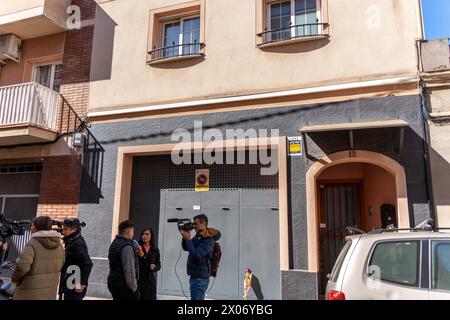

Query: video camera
left=51, top=218, right=86, bottom=234
left=167, top=218, right=194, bottom=232
left=0, top=214, right=31, bottom=241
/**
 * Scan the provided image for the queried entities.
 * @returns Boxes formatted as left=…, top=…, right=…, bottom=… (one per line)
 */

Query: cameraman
left=59, top=218, right=93, bottom=300
left=180, top=214, right=221, bottom=300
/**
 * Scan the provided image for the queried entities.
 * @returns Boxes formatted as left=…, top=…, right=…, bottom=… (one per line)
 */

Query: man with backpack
left=180, top=214, right=221, bottom=300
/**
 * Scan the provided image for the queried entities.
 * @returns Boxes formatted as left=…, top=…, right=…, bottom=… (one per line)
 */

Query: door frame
left=111, top=137, right=290, bottom=271
left=306, top=150, right=410, bottom=273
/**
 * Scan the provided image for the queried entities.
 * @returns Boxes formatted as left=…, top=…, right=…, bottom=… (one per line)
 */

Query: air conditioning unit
left=0, top=34, right=22, bottom=63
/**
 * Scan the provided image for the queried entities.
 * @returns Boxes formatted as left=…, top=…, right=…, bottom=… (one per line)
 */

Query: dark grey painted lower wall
left=282, top=270, right=318, bottom=300
left=79, top=95, right=431, bottom=299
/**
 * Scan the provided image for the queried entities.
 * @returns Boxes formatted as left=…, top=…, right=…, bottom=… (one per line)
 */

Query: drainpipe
left=418, top=78, right=437, bottom=227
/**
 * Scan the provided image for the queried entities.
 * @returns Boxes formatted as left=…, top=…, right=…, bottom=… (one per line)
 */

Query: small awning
left=299, top=119, right=409, bottom=155
left=299, top=119, right=409, bottom=133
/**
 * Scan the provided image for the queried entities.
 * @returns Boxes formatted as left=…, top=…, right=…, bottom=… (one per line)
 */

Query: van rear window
left=369, top=241, right=420, bottom=287
left=330, top=240, right=352, bottom=282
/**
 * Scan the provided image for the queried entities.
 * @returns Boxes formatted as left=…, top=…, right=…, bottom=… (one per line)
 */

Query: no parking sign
left=195, top=169, right=209, bottom=191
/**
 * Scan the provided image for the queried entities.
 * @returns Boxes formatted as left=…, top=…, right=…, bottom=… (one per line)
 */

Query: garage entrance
left=0, top=163, right=41, bottom=261
left=129, top=153, right=281, bottom=299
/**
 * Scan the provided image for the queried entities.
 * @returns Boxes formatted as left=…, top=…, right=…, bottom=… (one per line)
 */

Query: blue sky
left=422, top=0, right=450, bottom=39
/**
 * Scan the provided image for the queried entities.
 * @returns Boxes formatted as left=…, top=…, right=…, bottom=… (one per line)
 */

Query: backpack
left=210, top=241, right=222, bottom=278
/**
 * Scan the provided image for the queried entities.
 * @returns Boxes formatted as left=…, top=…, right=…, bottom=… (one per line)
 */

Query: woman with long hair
left=137, top=227, right=161, bottom=300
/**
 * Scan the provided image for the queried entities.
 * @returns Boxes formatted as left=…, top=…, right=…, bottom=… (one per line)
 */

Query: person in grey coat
left=107, top=220, right=139, bottom=300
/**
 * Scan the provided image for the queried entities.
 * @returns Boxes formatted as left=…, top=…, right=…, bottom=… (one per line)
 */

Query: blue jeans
left=189, top=277, right=210, bottom=300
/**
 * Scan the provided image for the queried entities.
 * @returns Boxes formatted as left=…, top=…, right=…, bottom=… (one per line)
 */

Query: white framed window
left=32, top=61, right=63, bottom=92
left=265, top=0, right=321, bottom=41
left=161, top=15, right=201, bottom=58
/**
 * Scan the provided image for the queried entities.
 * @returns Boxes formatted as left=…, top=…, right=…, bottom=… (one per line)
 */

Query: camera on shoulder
left=0, top=214, right=31, bottom=240
left=167, top=218, right=194, bottom=232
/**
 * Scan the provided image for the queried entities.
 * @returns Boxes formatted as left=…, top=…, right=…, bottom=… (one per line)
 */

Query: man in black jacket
left=59, top=218, right=93, bottom=300
left=107, top=220, right=140, bottom=300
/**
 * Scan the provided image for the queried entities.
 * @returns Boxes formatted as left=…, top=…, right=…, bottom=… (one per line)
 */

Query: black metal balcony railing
left=148, top=41, right=203, bottom=63
left=258, top=23, right=328, bottom=45
left=59, top=96, right=84, bottom=134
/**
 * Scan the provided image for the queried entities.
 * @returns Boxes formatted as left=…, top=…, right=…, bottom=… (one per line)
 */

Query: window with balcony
left=257, top=0, right=329, bottom=47
left=33, top=62, right=63, bottom=92
left=161, top=16, right=201, bottom=58
left=148, top=1, right=205, bottom=65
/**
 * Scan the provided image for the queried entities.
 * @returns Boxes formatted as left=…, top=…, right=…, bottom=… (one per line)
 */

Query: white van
left=326, top=231, right=450, bottom=300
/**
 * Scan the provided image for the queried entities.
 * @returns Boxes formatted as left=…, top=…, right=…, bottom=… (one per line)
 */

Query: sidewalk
left=84, top=294, right=191, bottom=300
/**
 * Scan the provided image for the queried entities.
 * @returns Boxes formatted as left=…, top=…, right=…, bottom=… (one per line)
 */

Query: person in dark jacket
left=181, top=214, right=221, bottom=300
left=0, top=241, right=8, bottom=265
left=137, top=227, right=161, bottom=300
left=107, top=220, right=139, bottom=300
left=59, top=218, right=93, bottom=300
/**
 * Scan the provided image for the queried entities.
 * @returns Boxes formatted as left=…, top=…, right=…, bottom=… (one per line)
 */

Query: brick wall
left=38, top=1, right=98, bottom=220
left=36, top=155, right=82, bottom=219
left=60, top=0, right=96, bottom=117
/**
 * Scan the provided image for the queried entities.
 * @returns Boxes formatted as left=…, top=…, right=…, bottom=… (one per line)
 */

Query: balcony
left=0, top=82, right=81, bottom=146
left=420, top=38, right=450, bottom=73
left=147, top=42, right=204, bottom=65
left=0, top=0, right=71, bottom=39
left=257, top=23, right=329, bottom=48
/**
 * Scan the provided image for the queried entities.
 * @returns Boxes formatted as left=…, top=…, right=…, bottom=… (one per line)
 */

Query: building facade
left=0, top=0, right=95, bottom=257
left=1, top=0, right=440, bottom=300
left=79, top=0, right=431, bottom=299
left=418, top=37, right=450, bottom=230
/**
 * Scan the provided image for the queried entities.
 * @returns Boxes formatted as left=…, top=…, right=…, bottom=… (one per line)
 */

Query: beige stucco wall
left=0, top=0, right=70, bottom=39
left=0, top=0, right=48, bottom=16
left=426, top=84, right=450, bottom=229
left=427, top=87, right=450, bottom=114
left=429, top=122, right=450, bottom=229
left=0, top=0, right=70, bottom=21
left=88, top=0, right=422, bottom=112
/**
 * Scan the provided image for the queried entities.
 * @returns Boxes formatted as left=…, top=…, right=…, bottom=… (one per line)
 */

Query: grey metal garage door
left=129, top=154, right=281, bottom=300
left=157, top=189, right=280, bottom=300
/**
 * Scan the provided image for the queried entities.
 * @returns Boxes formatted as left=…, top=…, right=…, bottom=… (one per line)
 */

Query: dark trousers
left=138, top=277, right=157, bottom=300
left=108, top=284, right=138, bottom=300
left=61, top=287, right=87, bottom=300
